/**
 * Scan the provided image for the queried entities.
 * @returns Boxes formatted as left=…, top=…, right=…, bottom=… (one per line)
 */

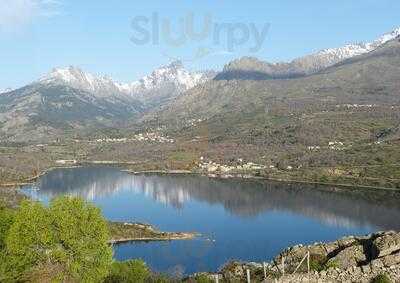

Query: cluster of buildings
left=308, top=141, right=346, bottom=151
left=336, top=104, right=376, bottom=109
left=198, top=158, right=267, bottom=173
left=186, top=118, right=204, bottom=127
left=132, top=132, right=174, bottom=143
left=75, top=132, right=175, bottom=144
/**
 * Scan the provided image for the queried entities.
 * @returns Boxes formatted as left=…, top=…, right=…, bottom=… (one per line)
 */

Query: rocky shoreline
left=191, top=231, right=400, bottom=282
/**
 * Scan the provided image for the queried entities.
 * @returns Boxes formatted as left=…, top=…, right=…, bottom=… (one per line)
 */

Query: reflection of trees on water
left=30, top=167, right=400, bottom=230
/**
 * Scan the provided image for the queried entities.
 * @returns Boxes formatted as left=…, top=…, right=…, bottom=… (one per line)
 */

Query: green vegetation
left=0, top=195, right=182, bottom=283
left=371, top=274, right=393, bottom=283
left=109, top=222, right=165, bottom=240
left=105, top=260, right=150, bottom=283
left=104, top=259, right=180, bottom=283
left=191, top=274, right=214, bottom=283
left=308, top=254, right=338, bottom=272
left=0, top=204, right=14, bottom=249
left=0, top=197, right=112, bottom=282
left=108, top=221, right=196, bottom=242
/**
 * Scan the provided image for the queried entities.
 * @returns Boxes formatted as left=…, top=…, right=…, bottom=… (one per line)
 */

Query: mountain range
left=0, top=61, right=213, bottom=141
left=1, top=27, right=400, bottom=142
left=39, top=61, right=213, bottom=108
left=147, top=29, right=400, bottom=151
left=215, top=27, right=400, bottom=80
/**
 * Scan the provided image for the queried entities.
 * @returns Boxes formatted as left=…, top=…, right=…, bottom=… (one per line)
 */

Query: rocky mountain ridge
left=38, top=61, right=213, bottom=108
left=0, top=61, right=213, bottom=141
left=216, top=27, right=400, bottom=80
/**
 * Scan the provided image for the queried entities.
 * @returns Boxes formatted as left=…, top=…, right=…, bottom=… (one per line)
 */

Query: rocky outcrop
left=190, top=231, right=400, bottom=282
left=372, top=232, right=400, bottom=258
left=327, top=244, right=367, bottom=270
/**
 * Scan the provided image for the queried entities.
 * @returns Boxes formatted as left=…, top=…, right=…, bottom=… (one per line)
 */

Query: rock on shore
left=192, top=231, right=400, bottom=282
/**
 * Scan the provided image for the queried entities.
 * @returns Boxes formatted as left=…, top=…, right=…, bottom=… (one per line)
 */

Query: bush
left=2, top=197, right=113, bottom=282
left=371, top=274, right=392, bottom=283
left=193, top=274, right=214, bottom=283
left=0, top=203, right=15, bottom=250
left=105, top=260, right=150, bottom=283
left=308, top=254, right=337, bottom=272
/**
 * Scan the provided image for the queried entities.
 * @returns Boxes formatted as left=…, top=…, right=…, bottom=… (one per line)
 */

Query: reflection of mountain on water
left=30, top=167, right=400, bottom=231
left=35, top=167, right=132, bottom=200
left=33, top=167, right=192, bottom=208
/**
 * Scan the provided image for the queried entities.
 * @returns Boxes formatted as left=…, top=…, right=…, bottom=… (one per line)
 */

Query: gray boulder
left=327, top=244, right=366, bottom=270
left=372, top=231, right=400, bottom=258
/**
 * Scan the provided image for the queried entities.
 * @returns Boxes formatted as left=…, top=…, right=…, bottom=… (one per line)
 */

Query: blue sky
left=0, top=0, right=399, bottom=89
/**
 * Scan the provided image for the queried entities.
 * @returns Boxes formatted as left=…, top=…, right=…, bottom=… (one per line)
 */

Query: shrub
left=308, top=254, right=337, bottom=272
left=147, top=273, right=177, bottom=283
left=105, top=260, right=150, bottom=283
left=323, top=259, right=338, bottom=270
left=0, top=203, right=15, bottom=250
left=193, top=274, right=214, bottom=283
left=371, top=274, right=392, bottom=283
left=309, top=255, right=325, bottom=272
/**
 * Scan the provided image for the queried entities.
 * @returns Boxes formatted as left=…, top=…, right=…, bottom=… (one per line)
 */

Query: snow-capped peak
left=127, top=60, right=208, bottom=93
left=315, top=27, right=400, bottom=59
left=220, top=26, right=400, bottom=80
left=39, top=66, right=121, bottom=97
left=0, top=87, right=13, bottom=94
left=371, top=27, right=400, bottom=47
left=37, top=61, right=212, bottom=104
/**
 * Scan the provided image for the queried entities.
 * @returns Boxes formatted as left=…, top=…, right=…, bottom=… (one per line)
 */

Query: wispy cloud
left=0, top=0, right=62, bottom=32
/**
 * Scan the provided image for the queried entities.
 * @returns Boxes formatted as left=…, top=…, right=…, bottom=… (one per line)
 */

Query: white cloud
left=0, top=0, right=61, bottom=32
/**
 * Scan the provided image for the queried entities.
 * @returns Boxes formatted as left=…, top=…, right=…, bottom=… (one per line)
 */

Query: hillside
left=1, top=32, right=400, bottom=188
left=140, top=38, right=400, bottom=187
left=148, top=38, right=400, bottom=139
left=0, top=84, right=143, bottom=142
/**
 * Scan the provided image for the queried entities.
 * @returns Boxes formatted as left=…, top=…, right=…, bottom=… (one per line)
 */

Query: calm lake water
left=22, top=166, right=400, bottom=275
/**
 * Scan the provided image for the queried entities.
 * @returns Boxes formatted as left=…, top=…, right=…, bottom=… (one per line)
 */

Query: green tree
left=371, top=274, right=393, bottom=283
left=2, top=197, right=112, bottom=282
left=50, top=196, right=113, bottom=282
left=4, top=200, right=56, bottom=280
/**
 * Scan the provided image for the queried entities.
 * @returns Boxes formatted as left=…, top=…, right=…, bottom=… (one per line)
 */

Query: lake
left=22, top=166, right=400, bottom=276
